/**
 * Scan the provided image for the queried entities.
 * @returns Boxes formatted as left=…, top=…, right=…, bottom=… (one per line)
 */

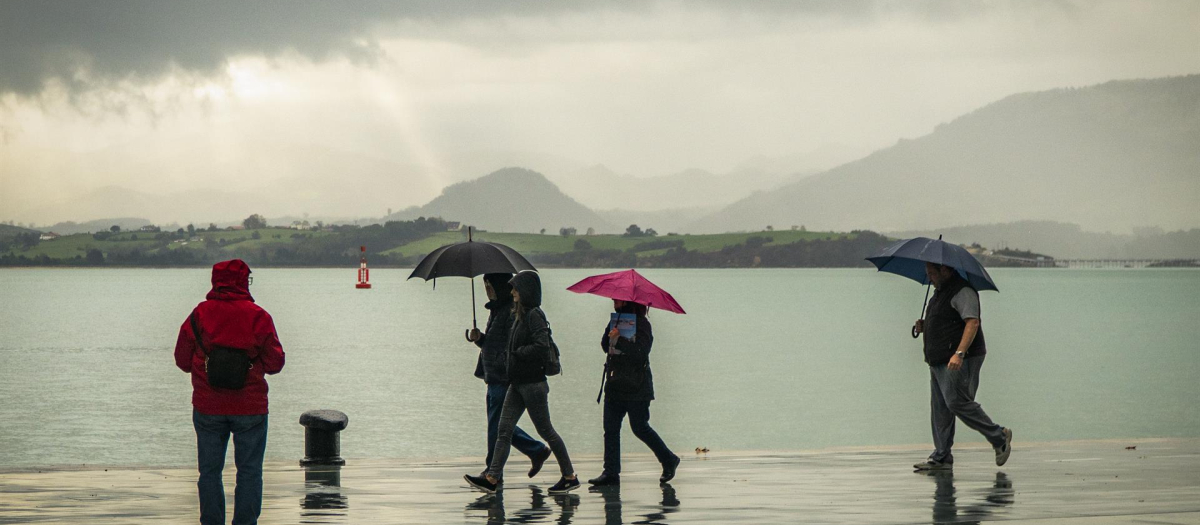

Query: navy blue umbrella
left=866, top=236, right=998, bottom=338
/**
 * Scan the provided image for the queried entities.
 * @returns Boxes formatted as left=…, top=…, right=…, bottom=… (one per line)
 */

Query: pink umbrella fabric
left=566, top=269, right=686, bottom=314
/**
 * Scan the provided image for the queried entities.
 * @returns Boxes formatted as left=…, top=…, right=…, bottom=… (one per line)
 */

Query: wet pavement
left=1, top=438, right=1199, bottom=524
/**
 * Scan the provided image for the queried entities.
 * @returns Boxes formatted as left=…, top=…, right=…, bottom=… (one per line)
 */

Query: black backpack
left=530, top=308, right=563, bottom=376
left=189, top=312, right=253, bottom=390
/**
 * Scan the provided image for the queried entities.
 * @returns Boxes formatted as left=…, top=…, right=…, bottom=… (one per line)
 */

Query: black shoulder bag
left=531, top=308, right=563, bottom=377
left=189, top=312, right=253, bottom=390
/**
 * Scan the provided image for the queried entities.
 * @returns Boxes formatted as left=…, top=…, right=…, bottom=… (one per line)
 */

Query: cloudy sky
left=2, top=1, right=1199, bottom=225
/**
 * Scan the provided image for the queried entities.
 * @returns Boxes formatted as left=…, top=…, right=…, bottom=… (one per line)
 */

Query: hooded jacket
left=473, top=273, right=515, bottom=384
left=599, top=302, right=655, bottom=402
left=174, top=259, right=285, bottom=415
left=505, top=271, right=552, bottom=385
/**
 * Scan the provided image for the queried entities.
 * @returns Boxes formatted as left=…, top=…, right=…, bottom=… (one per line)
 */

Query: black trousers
left=603, top=398, right=675, bottom=475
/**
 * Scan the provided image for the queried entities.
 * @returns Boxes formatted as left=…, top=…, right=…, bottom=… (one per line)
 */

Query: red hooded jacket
left=175, top=260, right=285, bottom=415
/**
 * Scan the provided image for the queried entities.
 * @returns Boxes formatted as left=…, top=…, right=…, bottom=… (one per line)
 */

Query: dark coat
left=600, top=305, right=655, bottom=402
left=506, top=271, right=551, bottom=385
left=473, top=297, right=515, bottom=384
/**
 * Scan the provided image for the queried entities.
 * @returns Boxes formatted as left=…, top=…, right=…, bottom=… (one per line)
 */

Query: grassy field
left=3, top=228, right=328, bottom=259
left=383, top=229, right=855, bottom=257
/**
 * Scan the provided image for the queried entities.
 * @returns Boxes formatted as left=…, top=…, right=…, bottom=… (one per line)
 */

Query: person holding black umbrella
left=466, top=273, right=551, bottom=481
left=913, top=262, right=1012, bottom=471
left=465, top=271, right=580, bottom=494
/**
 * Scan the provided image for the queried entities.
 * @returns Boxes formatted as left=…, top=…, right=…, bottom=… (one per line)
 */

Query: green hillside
left=384, top=229, right=852, bottom=258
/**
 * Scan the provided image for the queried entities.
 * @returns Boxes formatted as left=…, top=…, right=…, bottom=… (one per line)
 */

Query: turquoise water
left=0, top=268, right=1197, bottom=468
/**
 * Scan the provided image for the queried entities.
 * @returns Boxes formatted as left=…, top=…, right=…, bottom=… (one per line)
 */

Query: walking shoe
left=587, top=472, right=620, bottom=486
left=660, top=454, right=681, bottom=483
left=528, top=446, right=552, bottom=478
left=995, top=427, right=1013, bottom=467
left=464, top=474, right=500, bottom=494
left=913, top=458, right=952, bottom=471
left=548, top=476, right=581, bottom=494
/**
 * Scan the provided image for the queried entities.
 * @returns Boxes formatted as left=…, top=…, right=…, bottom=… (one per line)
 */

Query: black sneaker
left=464, top=474, right=500, bottom=494
left=587, top=472, right=620, bottom=486
left=995, top=427, right=1013, bottom=466
left=548, top=476, right=580, bottom=494
left=528, top=446, right=551, bottom=478
left=913, top=458, right=952, bottom=471
left=660, top=455, right=681, bottom=483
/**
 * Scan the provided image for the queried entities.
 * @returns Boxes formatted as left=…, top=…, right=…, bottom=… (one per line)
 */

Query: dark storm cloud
left=0, top=0, right=1002, bottom=97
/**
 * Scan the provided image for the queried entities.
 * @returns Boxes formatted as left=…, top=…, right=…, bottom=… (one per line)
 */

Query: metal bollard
left=299, top=409, right=349, bottom=466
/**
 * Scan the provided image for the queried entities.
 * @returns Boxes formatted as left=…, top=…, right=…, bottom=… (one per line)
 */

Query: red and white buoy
left=356, top=246, right=372, bottom=289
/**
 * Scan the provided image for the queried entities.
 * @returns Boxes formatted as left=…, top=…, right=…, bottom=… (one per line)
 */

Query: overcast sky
left=2, top=1, right=1199, bottom=224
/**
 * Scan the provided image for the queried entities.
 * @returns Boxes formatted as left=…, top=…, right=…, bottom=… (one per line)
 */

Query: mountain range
left=688, top=75, right=1200, bottom=234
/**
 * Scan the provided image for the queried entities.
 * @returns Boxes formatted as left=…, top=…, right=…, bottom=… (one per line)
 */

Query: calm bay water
left=1, top=268, right=1198, bottom=468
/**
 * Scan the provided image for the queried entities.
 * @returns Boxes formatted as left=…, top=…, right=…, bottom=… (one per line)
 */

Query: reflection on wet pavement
left=301, top=465, right=348, bottom=522
left=2, top=438, right=1199, bottom=524
left=923, top=471, right=1014, bottom=524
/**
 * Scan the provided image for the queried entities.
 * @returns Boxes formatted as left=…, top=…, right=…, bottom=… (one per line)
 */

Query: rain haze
left=1, top=0, right=1198, bottom=232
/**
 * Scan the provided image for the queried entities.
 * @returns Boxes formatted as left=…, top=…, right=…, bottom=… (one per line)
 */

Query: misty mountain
left=384, top=168, right=615, bottom=233
left=550, top=165, right=798, bottom=212
left=689, top=75, right=1200, bottom=234
left=891, top=221, right=1200, bottom=259
left=40, top=217, right=153, bottom=235
left=597, top=207, right=716, bottom=235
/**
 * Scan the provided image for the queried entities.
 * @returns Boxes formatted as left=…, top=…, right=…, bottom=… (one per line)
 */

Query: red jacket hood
left=208, top=259, right=254, bottom=302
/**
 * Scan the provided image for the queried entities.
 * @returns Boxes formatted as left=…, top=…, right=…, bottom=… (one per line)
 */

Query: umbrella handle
left=913, top=281, right=932, bottom=339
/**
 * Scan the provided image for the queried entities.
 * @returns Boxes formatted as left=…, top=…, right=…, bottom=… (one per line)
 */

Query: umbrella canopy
left=566, top=269, right=686, bottom=314
left=407, top=230, right=536, bottom=330
left=866, top=237, right=998, bottom=292
left=407, top=239, right=536, bottom=281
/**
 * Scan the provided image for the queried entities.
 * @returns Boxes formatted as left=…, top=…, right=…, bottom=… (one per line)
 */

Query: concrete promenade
left=2, top=438, right=1199, bottom=524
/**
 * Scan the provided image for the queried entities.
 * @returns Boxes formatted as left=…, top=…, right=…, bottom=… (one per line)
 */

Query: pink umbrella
left=566, top=269, right=686, bottom=314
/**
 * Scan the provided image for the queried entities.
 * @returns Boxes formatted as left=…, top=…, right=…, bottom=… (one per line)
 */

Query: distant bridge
left=1052, top=259, right=1200, bottom=269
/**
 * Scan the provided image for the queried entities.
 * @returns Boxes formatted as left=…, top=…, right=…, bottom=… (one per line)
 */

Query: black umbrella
left=407, top=227, right=537, bottom=331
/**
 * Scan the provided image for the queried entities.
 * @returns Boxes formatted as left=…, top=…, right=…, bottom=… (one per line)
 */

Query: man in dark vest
left=912, top=262, right=1012, bottom=471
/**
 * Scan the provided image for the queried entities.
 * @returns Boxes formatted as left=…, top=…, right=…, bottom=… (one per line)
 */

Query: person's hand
left=609, top=327, right=620, bottom=340
left=913, top=319, right=924, bottom=334
left=948, top=353, right=964, bottom=371
left=468, top=328, right=483, bottom=342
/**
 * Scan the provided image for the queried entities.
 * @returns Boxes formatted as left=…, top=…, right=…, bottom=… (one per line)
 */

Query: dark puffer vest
left=923, top=276, right=987, bottom=366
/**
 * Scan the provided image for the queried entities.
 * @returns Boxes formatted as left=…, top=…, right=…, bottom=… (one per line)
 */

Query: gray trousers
left=929, top=356, right=1006, bottom=463
left=488, top=381, right=574, bottom=479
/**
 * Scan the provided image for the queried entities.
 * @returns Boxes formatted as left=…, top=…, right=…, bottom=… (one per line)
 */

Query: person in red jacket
left=175, top=259, right=285, bottom=525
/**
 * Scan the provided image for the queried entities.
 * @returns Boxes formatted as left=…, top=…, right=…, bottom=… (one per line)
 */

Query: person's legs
left=487, top=385, right=528, bottom=479
left=487, top=384, right=547, bottom=472
left=929, top=365, right=956, bottom=464
left=520, top=381, right=574, bottom=477
left=626, top=401, right=677, bottom=465
left=602, top=399, right=627, bottom=475
left=230, top=414, right=268, bottom=525
left=942, top=356, right=1006, bottom=448
left=193, top=410, right=232, bottom=525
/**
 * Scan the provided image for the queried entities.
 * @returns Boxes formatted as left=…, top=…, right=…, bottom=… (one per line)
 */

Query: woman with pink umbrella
left=567, top=269, right=684, bottom=486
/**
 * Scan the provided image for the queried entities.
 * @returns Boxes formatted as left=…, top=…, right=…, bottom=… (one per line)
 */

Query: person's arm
left=513, top=310, right=550, bottom=360
left=947, top=288, right=980, bottom=371
left=256, top=312, right=286, bottom=375
left=174, top=315, right=196, bottom=373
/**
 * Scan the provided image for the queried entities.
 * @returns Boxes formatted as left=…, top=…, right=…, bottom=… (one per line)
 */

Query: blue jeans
left=486, top=383, right=546, bottom=471
left=193, top=410, right=269, bottom=525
